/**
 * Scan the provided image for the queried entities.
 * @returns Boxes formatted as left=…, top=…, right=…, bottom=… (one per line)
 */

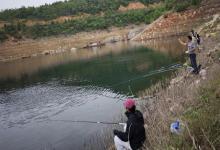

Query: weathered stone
left=127, top=28, right=144, bottom=40
left=103, top=36, right=122, bottom=43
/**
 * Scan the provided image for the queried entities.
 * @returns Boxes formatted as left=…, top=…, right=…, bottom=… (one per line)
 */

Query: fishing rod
left=108, top=63, right=183, bottom=88
left=91, top=63, right=183, bottom=101
left=59, top=63, right=182, bottom=103
left=49, top=119, right=125, bottom=125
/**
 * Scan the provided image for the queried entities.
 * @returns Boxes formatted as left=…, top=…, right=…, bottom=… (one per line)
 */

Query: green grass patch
left=170, top=77, right=220, bottom=149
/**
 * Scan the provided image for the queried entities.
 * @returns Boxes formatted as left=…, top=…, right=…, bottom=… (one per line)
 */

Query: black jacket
left=114, top=110, right=146, bottom=150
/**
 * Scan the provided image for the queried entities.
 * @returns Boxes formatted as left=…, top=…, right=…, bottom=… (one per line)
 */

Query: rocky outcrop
left=102, top=36, right=123, bottom=43
left=133, top=0, right=220, bottom=41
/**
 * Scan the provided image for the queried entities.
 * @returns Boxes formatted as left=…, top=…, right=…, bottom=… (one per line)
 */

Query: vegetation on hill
left=0, top=6, right=167, bottom=42
left=0, top=0, right=161, bottom=21
left=0, top=0, right=202, bottom=42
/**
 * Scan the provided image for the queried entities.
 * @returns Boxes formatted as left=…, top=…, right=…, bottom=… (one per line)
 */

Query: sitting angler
left=113, top=99, right=146, bottom=150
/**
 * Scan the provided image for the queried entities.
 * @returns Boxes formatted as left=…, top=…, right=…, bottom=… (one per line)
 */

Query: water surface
left=0, top=40, right=184, bottom=150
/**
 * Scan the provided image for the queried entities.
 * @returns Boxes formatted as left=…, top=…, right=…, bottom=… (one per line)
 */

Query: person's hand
left=185, top=51, right=189, bottom=54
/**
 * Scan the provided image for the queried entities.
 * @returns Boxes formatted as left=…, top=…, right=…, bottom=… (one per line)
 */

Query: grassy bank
left=95, top=15, right=220, bottom=150
left=137, top=18, right=220, bottom=149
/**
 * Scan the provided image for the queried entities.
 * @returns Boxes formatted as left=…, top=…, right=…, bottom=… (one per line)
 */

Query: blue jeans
left=189, top=53, right=198, bottom=74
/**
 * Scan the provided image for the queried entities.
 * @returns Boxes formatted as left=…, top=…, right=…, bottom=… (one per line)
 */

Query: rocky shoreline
left=0, top=25, right=146, bottom=62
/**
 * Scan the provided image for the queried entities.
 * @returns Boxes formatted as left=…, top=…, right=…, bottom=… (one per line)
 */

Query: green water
left=0, top=41, right=184, bottom=150
left=0, top=45, right=183, bottom=94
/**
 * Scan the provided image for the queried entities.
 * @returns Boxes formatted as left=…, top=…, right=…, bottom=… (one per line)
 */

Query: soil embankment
left=107, top=1, right=220, bottom=149
left=132, top=0, right=220, bottom=40
left=137, top=10, right=220, bottom=149
left=0, top=25, right=145, bottom=62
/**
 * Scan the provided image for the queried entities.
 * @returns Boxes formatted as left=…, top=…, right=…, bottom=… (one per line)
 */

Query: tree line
left=0, top=7, right=166, bottom=41
left=0, top=0, right=161, bottom=21
left=0, top=0, right=201, bottom=42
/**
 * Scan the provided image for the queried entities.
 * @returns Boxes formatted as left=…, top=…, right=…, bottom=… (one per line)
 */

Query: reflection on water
left=0, top=40, right=185, bottom=150
left=141, top=37, right=185, bottom=56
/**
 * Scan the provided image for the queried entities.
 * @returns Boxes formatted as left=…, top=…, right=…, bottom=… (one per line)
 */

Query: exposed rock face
left=118, top=2, right=146, bottom=12
left=127, top=27, right=145, bottom=40
left=102, top=36, right=123, bottom=43
left=133, top=0, right=220, bottom=41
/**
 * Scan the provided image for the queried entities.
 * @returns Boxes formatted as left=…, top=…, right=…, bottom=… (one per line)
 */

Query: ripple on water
left=0, top=81, right=120, bottom=129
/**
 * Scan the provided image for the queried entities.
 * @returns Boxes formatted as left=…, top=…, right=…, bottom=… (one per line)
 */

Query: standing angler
left=179, top=35, right=199, bottom=74
left=113, top=99, right=146, bottom=150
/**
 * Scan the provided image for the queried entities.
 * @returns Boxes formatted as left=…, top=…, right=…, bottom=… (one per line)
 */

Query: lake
left=0, top=39, right=185, bottom=150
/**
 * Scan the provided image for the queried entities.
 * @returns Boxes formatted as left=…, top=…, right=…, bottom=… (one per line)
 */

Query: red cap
left=123, top=99, right=135, bottom=109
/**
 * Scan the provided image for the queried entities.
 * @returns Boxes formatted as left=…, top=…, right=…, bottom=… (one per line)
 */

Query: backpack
left=193, top=32, right=201, bottom=45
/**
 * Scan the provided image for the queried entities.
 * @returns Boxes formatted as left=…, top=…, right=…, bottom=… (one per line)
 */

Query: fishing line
left=108, top=63, right=183, bottom=88
left=48, top=119, right=123, bottom=125
left=61, top=63, right=182, bottom=103
left=92, top=63, right=183, bottom=102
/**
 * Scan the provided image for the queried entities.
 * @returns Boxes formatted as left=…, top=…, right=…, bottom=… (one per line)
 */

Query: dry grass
left=137, top=31, right=220, bottom=149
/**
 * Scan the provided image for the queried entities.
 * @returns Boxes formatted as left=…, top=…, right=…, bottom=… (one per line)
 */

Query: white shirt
left=187, top=41, right=196, bottom=54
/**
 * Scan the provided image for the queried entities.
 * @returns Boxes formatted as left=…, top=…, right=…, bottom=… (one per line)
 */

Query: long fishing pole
left=108, top=63, right=183, bottom=88
left=92, top=63, right=183, bottom=101
left=49, top=119, right=124, bottom=125
left=60, top=63, right=181, bottom=103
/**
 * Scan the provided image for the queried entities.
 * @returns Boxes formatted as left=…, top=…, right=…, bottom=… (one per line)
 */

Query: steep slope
left=132, top=0, right=220, bottom=40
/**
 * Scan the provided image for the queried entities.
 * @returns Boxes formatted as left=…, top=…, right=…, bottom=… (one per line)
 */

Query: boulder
left=103, top=36, right=122, bottom=43
left=128, top=27, right=144, bottom=40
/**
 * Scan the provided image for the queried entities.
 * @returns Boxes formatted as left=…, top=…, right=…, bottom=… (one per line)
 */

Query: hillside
left=0, top=0, right=203, bottom=43
left=0, top=0, right=213, bottom=63
left=133, top=0, right=220, bottom=40
left=0, top=0, right=160, bottom=21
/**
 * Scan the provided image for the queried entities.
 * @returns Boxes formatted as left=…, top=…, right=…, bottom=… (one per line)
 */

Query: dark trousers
left=189, top=53, right=199, bottom=74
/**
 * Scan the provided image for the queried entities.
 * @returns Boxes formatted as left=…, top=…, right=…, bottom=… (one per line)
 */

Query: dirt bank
left=132, top=0, right=220, bottom=41
left=136, top=13, right=220, bottom=149
left=0, top=24, right=145, bottom=62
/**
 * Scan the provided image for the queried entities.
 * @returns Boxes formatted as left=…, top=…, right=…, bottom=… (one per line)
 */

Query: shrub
left=0, top=30, right=8, bottom=42
left=174, top=2, right=190, bottom=12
